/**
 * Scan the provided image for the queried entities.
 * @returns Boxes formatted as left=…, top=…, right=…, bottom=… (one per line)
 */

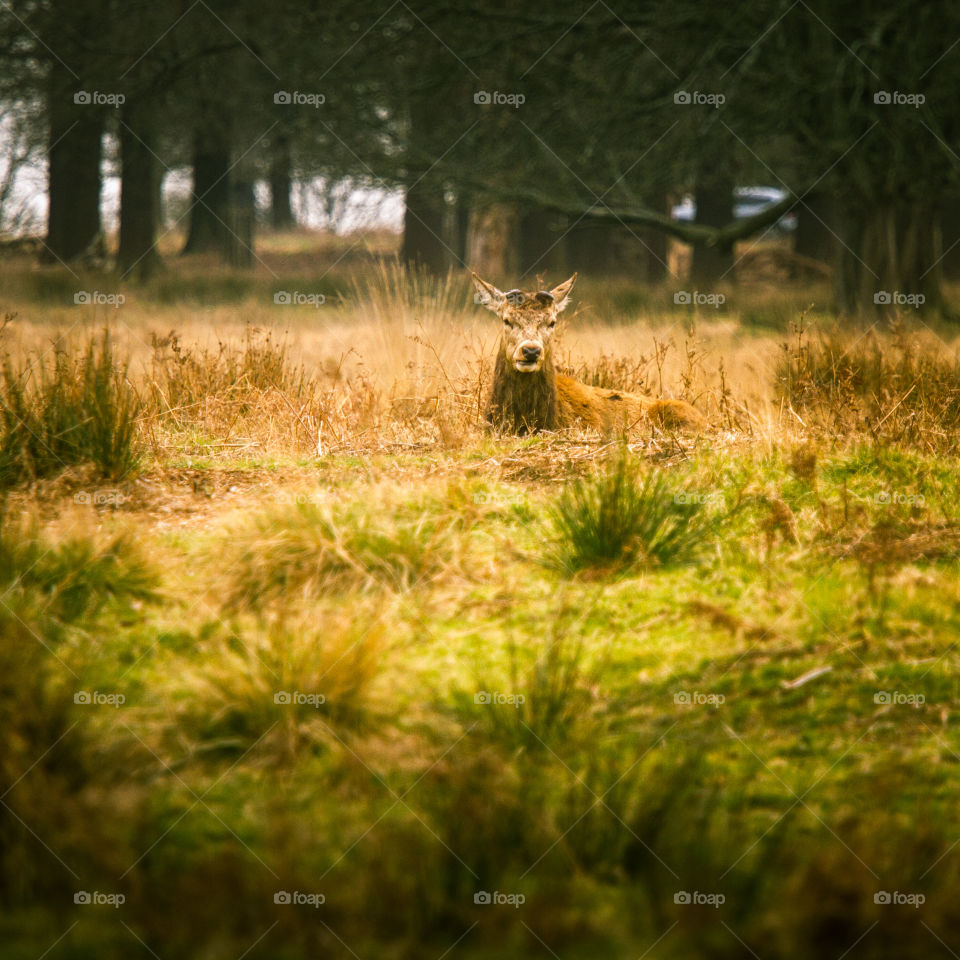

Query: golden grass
left=1, top=249, right=959, bottom=469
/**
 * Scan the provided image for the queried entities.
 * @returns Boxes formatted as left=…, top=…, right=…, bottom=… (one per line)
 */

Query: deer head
left=472, top=272, right=577, bottom=373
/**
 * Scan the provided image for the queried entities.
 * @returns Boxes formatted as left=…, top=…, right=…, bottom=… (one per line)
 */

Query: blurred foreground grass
left=2, top=438, right=960, bottom=959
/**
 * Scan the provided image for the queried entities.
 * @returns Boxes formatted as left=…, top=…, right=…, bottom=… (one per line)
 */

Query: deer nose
left=521, top=344, right=541, bottom=363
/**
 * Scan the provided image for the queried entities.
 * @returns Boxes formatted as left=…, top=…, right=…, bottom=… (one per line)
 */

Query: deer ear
left=471, top=272, right=505, bottom=312
left=549, top=273, right=577, bottom=312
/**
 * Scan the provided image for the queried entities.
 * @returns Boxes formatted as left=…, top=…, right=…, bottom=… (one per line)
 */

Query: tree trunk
left=269, top=135, right=294, bottom=230
left=518, top=208, right=567, bottom=279
left=45, top=67, right=103, bottom=263
left=118, top=103, right=161, bottom=280
left=227, top=179, right=256, bottom=269
left=938, top=197, right=960, bottom=281
left=182, top=138, right=231, bottom=256
left=402, top=179, right=449, bottom=271
left=466, top=204, right=519, bottom=279
left=636, top=193, right=670, bottom=283
left=793, top=191, right=835, bottom=266
left=453, top=196, right=471, bottom=266
left=834, top=201, right=943, bottom=316
left=401, top=85, right=452, bottom=272
left=567, top=215, right=670, bottom=282
left=691, top=171, right=734, bottom=286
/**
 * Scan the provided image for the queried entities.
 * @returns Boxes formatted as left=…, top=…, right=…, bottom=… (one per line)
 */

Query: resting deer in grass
left=472, top=272, right=705, bottom=435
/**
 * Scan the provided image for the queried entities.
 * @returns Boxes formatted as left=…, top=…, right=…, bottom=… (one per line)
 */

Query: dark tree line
left=2, top=0, right=960, bottom=312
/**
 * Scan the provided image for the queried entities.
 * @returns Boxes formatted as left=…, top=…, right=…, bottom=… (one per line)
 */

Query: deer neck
left=486, top=348, right=558, bottom=434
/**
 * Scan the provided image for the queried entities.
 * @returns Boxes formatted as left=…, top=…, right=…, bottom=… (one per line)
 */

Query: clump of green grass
left=462, top=602, right=600, bottom=751
left=0, top=328, right=141, bottom=486
left=0, top=513, right=159, bottom=624
left=148, top=611, right=386, bottom=761
left=0, top=604, right=102, bottom=893
left=223, top=498, right=460, bottom=609
left=545, top=448, right=710, bottom=575
left=0, top=517, right=159, bottom=879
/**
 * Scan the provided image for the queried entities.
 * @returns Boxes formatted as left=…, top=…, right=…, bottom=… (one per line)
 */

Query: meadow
left=2, top=234, right=960, bottom=959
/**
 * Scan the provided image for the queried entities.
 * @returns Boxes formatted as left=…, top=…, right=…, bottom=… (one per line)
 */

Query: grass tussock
left=777, top=317, right=960, bottom=450
left=223, top=497, right=462, bottom=609
left=146, top=325, right=393, bottom=454
left=147, top=325, right=326, bottom=453
left=149, top=611, right=387, bottom=761
left=0, top=514, right=158, bottom=623
left=148, top=325, right=308, bottom=417
left=346, top=257, right=474, bottom=328
left=0, top=518, right=160, bottom=894
left=0, top=328, right=141, bottom=486
left=545, top=447, right=713, bottom=575
left=462, top=604, right=600, bottom=751
left=560, top=351, right=654, bottom=394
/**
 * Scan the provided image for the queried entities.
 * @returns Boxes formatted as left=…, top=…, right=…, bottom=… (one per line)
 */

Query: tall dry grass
left=2, top=257, right=960, bottom=465
left=776, top=315, right=960, bottom=452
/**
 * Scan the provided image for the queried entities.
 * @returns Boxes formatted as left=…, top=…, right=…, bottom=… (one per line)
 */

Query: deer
left=472, top=272, right=705, bottom=435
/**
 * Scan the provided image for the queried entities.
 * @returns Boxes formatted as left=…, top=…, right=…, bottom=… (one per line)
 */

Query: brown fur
left=485, top=350, right=559, bottom=434
left=473, top=271, right=705, bottom=435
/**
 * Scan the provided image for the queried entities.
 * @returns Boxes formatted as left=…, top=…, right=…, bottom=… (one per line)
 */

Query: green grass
left=3, top=438, right=960, bottom=959
left=5, top=252, right=960, bottom=957
left=0, top=328, right=141, bottom=486
left=544, top=447, right=716, bottom=574
left=222, top=495, right=464, bottom=609
left=0, top=513, right=159, bottom=624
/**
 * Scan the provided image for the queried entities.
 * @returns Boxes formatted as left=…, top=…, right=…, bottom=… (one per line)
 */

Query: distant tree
left=117, top=98, right=161, bottom=279
left=658, top=0, right=960, bottom=313
left=3, top=1, right=118, bottom=263
left=268, top=132, right=295, bottom=230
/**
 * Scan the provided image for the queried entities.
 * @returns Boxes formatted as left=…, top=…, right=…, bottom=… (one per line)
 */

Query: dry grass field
left=3, top=233, right=960, bottom=959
